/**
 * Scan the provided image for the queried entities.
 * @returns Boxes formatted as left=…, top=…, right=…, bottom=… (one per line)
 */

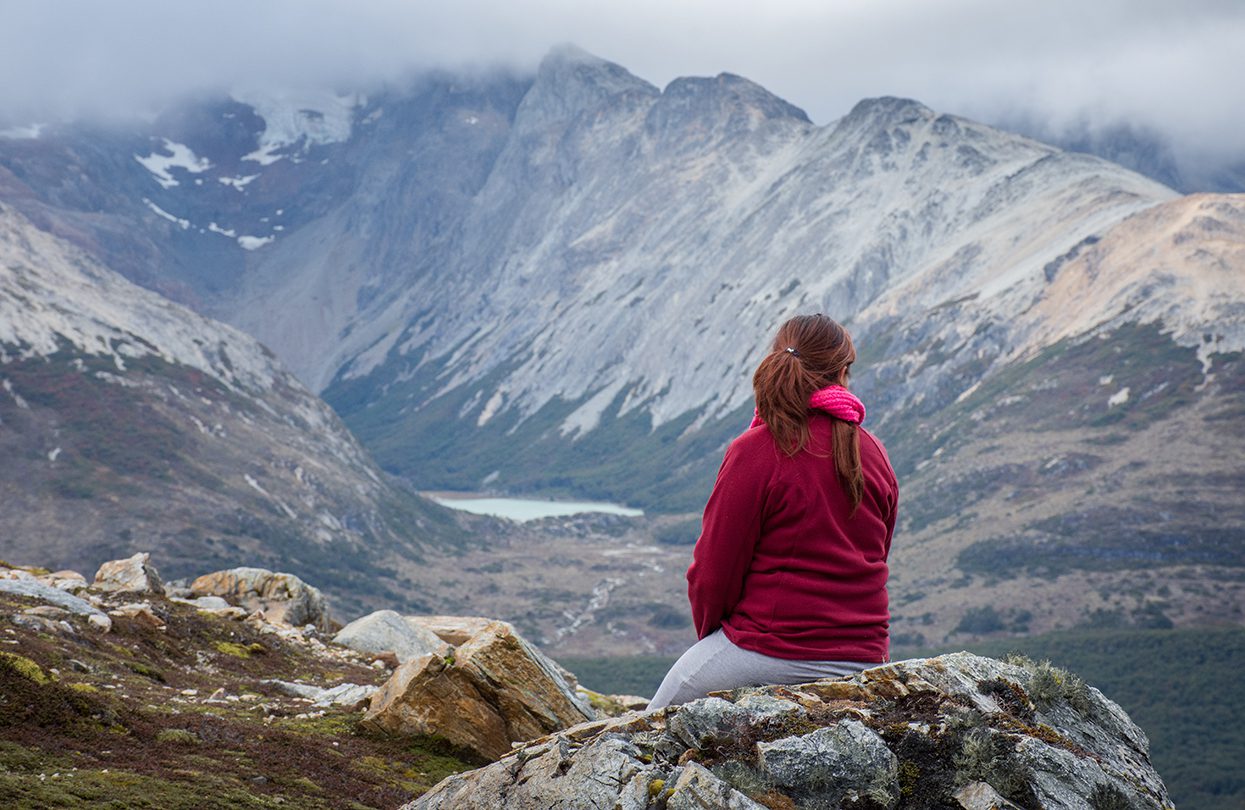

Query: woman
left=649, top=314, right=898, bottom=710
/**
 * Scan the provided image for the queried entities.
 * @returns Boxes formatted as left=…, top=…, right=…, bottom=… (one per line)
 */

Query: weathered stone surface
left=170, top=595, right=231, bottom=610
left=266, top=679, right=378, bottom=709
left=402, top=614, right=492, bottom=646
left=406, top=652, right=1172, bottom=810
left=190, top=567, right=329, bottom=631
left=955, top=780, right=1024, bottom=810
left=39, top=570, right=88, bottom=592
left=0, top=577, right=107, bottom=617
left=667, top=762, right=767, bottom=810
left=12, top=614, right=75, bottom=635
left=108, top=602, right=166, bottom=629
left=579, top=688, right=650, bottom=717
left=671, top=693, right=804, bottom=750
left=22, top=605, right=69, bottom=617
left=757, top=720, right=899, bottom=809
left=93, top=552, right=165, bottom=595
left=87, top=613, right=112, bottom=632
left=333, top=610, right=448, bottom=663
left=363, top=620, right=593, bottom=760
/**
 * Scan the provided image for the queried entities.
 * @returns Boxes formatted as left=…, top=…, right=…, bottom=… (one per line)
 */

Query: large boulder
left=405, top=652, right=1171, bottom=810
left=92, top=552, right=164, bottom=595
left=403, top=615, right=493, bottom=646
left=333, top=610, right=449, bottom=663
left=189, top=567, right=329, bottom=631
left=362, top=620, right=594, bottom=760
left=0, top=576, right=108, bottom=619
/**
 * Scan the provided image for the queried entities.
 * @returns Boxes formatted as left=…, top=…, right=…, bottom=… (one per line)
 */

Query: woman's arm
left=686, top=434, right=770, bottom=638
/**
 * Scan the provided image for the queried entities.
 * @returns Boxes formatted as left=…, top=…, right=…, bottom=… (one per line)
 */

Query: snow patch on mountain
left=219, top=174, right=260, bottom=191
left=143, top=198, right=190, bottom=230
left=232, top=90, right=361, bottom=165
left=134, top=138, right=212, bottom=189
left=0, top=204, right=274, bottom=393
left=238, top=235, right=273, bottom=250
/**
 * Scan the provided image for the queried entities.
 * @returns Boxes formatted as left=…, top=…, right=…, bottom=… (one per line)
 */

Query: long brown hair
left=752, top=314, right=863, bottom=510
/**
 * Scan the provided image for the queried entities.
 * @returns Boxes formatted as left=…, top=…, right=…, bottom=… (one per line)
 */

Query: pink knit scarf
left=750, top=385, right=866, bottom=429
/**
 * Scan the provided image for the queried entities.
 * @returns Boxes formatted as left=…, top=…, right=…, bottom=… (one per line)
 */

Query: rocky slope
left=0, top=204, right=462, bottom=617
left=412, top=652, right=1171, bottom=810
left=1, top=556, right=1172, bottom=810
left=0, top=558, right=475, bottom=808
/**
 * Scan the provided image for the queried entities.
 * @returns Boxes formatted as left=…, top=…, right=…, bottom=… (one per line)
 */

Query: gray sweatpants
left=649, top=629, right=877, bottom=710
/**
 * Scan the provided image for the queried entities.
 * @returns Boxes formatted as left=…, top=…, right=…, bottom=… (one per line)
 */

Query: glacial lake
left=424, top=492, right=644, bottom=522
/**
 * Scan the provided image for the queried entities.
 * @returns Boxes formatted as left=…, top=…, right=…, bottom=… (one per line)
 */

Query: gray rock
left=87, top=613, right=112, bottom=632
left=12, top=614, right=75, bottom=635
left=0, top=577, right=107, bottom=617
left=405, top=653, right=1172, bottom=810
left=955, top=781, right=1023, bottom=810
left=171, top=595, right=232, bottom=610
left=313, top=683, right=378, bottom=709
left=22, top=605, right=70, bottom=617
left=93, top=552, right=165, bottom=595
left=266, top=680, right=324, bottom=700
left=670, top=693, right=804, bottom=750
left=38, top=570, right=88, bottom=592
left=667, top=762, right=767, bottom=810
left=264, top=679, right=378, bottom=710
left=190, top=567, right=329, bottom=630
left=757, top=720, right=899, bottom=809
left=108, top=602, right=166, bottom=628
left=333, top=610, right=449, bottom=662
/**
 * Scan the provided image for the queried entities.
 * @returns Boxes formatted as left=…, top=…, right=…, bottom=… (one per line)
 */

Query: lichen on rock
left=405, top=652, right=1173, bottom=810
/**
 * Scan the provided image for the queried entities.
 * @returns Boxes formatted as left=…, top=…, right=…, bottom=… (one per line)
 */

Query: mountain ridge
left=1, top=47, right=1242, bottom=670
left=0, top=202, right=465, bottom=617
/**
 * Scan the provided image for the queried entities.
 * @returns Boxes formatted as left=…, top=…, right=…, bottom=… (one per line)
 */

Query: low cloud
left=2, top=0, right=1242, bottom=168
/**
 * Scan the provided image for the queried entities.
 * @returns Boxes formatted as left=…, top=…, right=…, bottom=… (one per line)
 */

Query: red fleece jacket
left=687, top=413, right=898, bottom=662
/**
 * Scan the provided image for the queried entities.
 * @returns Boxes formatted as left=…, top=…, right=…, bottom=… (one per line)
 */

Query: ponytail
left=833, top=420, right=863, bottom=513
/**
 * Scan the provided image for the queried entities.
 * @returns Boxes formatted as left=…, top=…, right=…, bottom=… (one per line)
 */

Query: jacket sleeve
left=686, top=435, right=769, bottom=639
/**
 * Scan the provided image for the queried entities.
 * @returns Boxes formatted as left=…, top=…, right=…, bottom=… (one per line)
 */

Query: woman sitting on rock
left=649, top=314, right=898, bottom=709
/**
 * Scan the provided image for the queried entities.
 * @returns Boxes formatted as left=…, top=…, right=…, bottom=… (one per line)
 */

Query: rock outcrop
left=333, top=610, right=450, bottom=663
left=403, top=615, right=494, bottom=646
left=408, top=652, right=1171, bottom=810
left=190, top=567, right=330, bottom=631
left=363, top=620, right=594, bottom=760
left=92, top=552, right=165, bottom=595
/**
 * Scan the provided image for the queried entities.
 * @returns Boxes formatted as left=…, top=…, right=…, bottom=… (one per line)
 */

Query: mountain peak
left=533, top=44, right=657, bottom=97
left=659, top=73, right=811, bottom=125
left=519, top=45, right=658, bottom=129
left=842, top=96, right=934, bottom=128
left=538, top=43, right=604, bottom=68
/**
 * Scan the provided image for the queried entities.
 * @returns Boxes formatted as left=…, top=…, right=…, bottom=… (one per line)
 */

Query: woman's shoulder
left=858, top=426, right=898, bottom=489
left=729, top=423, right=779, bottom=456
left=858, top=425, right=889, bottom=457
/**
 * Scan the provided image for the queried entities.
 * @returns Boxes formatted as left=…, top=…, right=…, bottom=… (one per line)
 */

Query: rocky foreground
left=412, top=652, right=1172, bottom=810
left=1, top=554, right=1171, bottom=808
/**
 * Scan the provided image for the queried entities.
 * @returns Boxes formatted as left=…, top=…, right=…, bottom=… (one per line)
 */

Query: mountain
left=0, top=203, right=463, bottom=617
left=1, top=46, right=1242, bottom=653
left=991, top=117, right=1245, bottom=194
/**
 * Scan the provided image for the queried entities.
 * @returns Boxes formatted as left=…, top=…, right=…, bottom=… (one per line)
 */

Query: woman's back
left=688, top=411, right=898, bottom=662
left=650, top=312, right=898, bottom=709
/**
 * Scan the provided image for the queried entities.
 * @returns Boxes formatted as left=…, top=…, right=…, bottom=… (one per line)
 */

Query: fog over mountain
left=2, top=1, right=1243, bottom=190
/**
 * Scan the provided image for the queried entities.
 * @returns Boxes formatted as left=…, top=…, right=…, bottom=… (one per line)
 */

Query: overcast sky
left=3, top=0, right=1242, bottom=168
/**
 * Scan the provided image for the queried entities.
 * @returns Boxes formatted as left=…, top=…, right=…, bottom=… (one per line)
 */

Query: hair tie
left=785, top=347, right=800, bottom=357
